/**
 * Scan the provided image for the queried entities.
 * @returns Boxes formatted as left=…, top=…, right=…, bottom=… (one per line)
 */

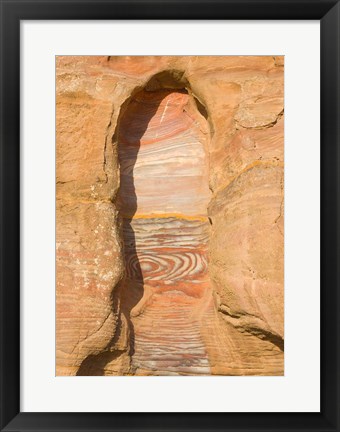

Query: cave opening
left=116, top=74, right=214, bottom=375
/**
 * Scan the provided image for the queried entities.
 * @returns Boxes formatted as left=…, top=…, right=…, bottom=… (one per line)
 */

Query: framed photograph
left=1, top=0, right=339, bottom=431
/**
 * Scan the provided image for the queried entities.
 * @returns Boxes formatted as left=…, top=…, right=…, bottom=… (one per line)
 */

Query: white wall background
left=21, top=20, right=320, bottom=412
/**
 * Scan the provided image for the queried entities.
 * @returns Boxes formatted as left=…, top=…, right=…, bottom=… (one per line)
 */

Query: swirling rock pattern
left=118, top=90, right=213, bottom=375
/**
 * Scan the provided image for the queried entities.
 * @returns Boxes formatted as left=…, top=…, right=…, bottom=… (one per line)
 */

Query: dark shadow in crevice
left=249, top=328, right=285, bottom=352
left=194, top=97, right=208, bottom=121
left=144, top=70, right=189, bottom=91
left=76, top=283, right=125, bottom=376
left=77, top=350, right=125, bottom=376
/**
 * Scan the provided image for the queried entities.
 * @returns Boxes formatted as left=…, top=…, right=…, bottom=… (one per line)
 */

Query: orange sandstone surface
left=56, top=56, right=284, bottom=376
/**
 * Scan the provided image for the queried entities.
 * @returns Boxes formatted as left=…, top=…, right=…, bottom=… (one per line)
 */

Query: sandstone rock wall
left=56, top=56, right=284, bottom=375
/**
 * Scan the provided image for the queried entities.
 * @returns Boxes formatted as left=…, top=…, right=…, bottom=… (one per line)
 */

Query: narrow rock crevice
left=219, top=304, right=284, bottom=351
left=235, top=108, right=284, bottom=131
left=102, top=103, right=115, bottom=184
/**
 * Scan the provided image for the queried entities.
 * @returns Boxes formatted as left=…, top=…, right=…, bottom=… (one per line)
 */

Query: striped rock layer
left=117, top=90, right=214, bottom=375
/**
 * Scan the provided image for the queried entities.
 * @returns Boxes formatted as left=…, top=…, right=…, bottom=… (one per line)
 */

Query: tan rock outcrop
left=56, top=56, right=284, bottom=375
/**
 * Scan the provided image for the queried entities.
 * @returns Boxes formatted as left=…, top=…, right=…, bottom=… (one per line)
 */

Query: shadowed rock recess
left=56, top=56, right=284, bottom=376
left=117, top=89, right=213, bottom=375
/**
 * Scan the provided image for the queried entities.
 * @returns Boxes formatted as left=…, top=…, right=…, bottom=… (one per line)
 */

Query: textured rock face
left=56, top=56, right=284, bottom=375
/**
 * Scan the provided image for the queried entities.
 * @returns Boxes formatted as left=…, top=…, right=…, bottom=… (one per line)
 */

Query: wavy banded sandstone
left=117, top=89, right=214, bottom=375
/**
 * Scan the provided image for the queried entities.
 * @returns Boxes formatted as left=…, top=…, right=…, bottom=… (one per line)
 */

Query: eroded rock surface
left=56, top=56, right=284, bottom=375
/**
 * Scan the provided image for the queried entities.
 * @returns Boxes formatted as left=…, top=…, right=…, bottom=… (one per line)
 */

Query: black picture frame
left=0, top=1, right=339, bottom=431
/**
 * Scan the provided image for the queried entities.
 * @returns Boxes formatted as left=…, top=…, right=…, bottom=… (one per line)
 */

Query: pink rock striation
left=117, top=89, right=213, bottom=375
